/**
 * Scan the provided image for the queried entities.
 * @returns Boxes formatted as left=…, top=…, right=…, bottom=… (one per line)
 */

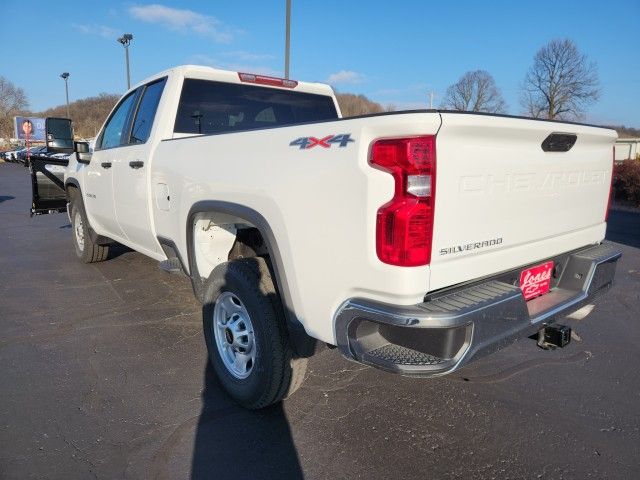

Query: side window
left=97, top=91, right=138, bottom=150
left=130, top=78, right=167, bottom=144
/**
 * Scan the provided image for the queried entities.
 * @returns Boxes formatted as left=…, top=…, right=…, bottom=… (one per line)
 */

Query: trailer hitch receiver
left=537, top=324, right=571, bottom=350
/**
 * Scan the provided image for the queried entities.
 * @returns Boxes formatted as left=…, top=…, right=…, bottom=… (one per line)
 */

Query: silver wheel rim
left=74, top=210, right=85, bottom=252
left=212, top=292, right=255, bottom=379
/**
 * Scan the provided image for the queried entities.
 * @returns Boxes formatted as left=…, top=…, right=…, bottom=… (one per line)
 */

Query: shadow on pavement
left=606, top=209, right=640, bottom=249
left=54, top=228, right=135, bottom=259
left=190, top=363, right=303, bottom=480
left=107, top=242, right=134, bottom=260
left=191, top=256, right=307, bottom=479
left=0, top=195, right=15, bottom=203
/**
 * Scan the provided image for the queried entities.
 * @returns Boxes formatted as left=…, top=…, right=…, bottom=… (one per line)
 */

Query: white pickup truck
left=33, top=65, right=621, bottom=409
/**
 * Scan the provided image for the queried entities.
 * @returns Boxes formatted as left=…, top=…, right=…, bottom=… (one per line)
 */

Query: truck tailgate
left=429, top=112, right=616, bottom=291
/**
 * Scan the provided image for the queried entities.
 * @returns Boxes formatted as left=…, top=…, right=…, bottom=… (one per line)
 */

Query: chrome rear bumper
left=334, top=242, right=621, bottom=376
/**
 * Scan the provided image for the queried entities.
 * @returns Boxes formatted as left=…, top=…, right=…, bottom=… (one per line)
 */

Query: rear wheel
left=212, top=291, right=257, bottom=379
left=70, top=196, right=109, bottom=263
left=202, top=257, right=307, bottom=409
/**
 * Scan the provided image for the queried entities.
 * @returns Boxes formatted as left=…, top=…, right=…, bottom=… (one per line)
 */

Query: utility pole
left=284, top=0, right=291, bottom=79
left=429, top=91, right=434, bottom=109
left=117, top=33, right=133, bottom=90
left=60, top=72, right=70, bottom=118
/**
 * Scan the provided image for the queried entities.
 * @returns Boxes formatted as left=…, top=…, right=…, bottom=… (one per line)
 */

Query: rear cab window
left=174, top=79, right=338, bottom=135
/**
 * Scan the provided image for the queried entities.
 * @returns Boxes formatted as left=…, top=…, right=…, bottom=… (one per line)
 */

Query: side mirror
left=75, top=141, right=92, bottom=164
left=45, top=117, right=74, bottom=153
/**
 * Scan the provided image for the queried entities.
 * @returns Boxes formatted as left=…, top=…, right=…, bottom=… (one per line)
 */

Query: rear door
left=429, top=112, right=616, bottom=291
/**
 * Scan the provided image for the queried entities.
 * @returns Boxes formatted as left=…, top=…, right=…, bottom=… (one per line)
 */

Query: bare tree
left=521, top=39, right=600, bottom=120
left=0, top=76, right=29, bottom=139
left=442, top=70, right=507, bottom=113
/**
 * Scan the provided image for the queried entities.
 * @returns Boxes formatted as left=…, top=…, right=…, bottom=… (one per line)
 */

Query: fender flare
left=65, top=177, right=81, bottom=191
left=185, top=200, right=318, bottom=357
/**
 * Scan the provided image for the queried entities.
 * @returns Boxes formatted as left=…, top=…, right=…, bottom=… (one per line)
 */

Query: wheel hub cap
left=74, top=211, right=85, bottom=252
left=212, top=292, right=255, bottom=379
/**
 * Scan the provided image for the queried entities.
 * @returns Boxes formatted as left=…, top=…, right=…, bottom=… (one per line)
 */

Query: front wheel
left=202, top=257, right=307, bottom=409
left=70, top=196, right=109, bottom=263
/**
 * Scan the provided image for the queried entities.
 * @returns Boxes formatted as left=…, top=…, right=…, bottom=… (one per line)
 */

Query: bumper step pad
left=419, top=280, right=521, bottom=315
left=368, top=344, right=446, bottom=366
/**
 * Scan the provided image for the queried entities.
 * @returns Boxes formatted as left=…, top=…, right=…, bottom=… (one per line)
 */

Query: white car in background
left=4, top=147, right=24, bottom=161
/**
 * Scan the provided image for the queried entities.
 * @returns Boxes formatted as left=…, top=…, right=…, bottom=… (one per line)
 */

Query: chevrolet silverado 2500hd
left=32, top=66, right=621, bottom=409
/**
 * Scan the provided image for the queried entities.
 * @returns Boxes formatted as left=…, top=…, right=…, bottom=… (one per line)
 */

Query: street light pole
left=284, top=0, right=291, bottom=79
left=60, top=72, right=70, bottom=118
left=117, top=33, right=133, bottom=90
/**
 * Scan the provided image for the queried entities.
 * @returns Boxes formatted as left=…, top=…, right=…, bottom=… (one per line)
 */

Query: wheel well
left=192, top=212, right=269, bottom=281
left=66, top=184, right=78, bottom=201
left=188, top=207, right=319, bottom=357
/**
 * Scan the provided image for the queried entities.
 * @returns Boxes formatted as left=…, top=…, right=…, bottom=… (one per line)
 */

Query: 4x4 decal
left=289, top=134, right=354, bottom=150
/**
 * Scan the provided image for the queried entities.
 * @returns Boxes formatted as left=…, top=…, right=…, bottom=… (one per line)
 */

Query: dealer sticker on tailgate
left=519, top=261, right=554, bottom=301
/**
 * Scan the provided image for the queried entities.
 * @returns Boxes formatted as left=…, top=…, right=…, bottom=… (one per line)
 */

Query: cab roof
left=129, top=65, right=335, bottom=98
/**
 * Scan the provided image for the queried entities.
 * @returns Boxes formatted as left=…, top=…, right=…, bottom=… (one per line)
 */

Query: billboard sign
left=14, top=116, right=45, bottom=142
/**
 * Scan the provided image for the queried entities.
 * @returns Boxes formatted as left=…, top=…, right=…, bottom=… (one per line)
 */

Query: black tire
left=202, top=257, right=307, bottom=409
left=70, top=195, right=109, bottom=263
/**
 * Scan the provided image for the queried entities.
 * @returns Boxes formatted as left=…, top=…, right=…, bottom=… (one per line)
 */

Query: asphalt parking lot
left=1, top=161, right=639, bottom=479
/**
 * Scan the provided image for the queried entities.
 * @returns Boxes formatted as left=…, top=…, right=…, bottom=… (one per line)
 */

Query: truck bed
left=152, top=109, right=615, bottom=344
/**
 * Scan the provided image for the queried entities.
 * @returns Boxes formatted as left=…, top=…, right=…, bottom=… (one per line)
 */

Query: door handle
left=129, top=160, right=144, bottom=169
left=101, top=162, right=112, bottom=169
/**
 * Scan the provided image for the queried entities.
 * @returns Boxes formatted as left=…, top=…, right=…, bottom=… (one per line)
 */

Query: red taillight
left=605, top=146, right=614, bottom=221
left=370, top=136, right=436, bottom=266
left=238, top=72, right=298, bottom=89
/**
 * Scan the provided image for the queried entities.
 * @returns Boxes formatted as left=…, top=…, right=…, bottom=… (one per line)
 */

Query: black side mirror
left=45, top=117, right=74, bottom=153
left=75, top=141, right=92, bottom=164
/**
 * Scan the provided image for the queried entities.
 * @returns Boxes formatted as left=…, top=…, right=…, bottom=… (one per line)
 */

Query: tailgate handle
left=542, top=133, right=577, bottom=152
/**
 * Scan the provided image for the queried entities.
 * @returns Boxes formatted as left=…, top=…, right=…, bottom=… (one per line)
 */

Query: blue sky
left=1, top=0, right=638, bottom=126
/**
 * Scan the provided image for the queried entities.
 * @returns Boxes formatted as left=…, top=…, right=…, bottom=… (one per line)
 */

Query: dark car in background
left=17, top=146, right=47, bottom=163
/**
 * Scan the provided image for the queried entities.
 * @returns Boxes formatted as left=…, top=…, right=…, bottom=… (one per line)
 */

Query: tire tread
left=204, top=257, right=306, bottom=409
left=71, top=196, right=110, bottom=263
